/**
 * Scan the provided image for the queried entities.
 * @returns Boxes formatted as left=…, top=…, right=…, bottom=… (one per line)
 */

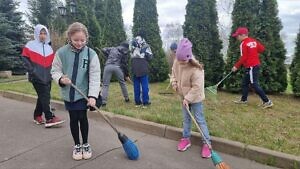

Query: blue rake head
left=118, top=133, right=140, bottom=160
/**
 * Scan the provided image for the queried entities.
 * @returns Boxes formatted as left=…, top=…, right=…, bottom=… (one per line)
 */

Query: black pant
left=241, top=66, right=269, bottom=103
left=32, top=82, right=53, bottom=120
left=68, top=110, right=89, bottom=145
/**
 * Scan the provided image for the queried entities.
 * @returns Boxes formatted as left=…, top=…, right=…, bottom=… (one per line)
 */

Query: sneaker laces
left=83, top=144, right=91, bottom=152
left=74, top=144, right=81, bottom=153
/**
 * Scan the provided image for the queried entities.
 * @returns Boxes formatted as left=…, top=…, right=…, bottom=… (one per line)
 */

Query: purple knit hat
left=176, top=38, right=193, bottom=61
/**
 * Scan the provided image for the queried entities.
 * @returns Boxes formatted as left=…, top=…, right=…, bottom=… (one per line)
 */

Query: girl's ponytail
left=189, top=58, right=204, bottom=70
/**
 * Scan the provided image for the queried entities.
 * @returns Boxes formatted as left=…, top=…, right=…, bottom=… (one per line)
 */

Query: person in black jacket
left=131, top=32, right=153, bottom=107
left=101, top=42, right=130, bottom=106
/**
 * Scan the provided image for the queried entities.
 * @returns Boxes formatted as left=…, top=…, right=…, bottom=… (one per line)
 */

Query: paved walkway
left=0, top=96, right=279, bottom=169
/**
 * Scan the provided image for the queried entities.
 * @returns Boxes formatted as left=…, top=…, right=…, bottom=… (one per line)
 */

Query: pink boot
left=201, top=144, right=211, bottom=158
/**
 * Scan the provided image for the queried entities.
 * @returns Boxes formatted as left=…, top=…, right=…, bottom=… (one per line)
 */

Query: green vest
left=56, top=45, right=97, bottom=102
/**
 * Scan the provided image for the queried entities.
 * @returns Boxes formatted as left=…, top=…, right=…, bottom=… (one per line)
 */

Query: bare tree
left=217, top=0, right=234, bottom=58
left=124, top=24, right=133, bottom=41
left=161, top=22, right=183, bottom=51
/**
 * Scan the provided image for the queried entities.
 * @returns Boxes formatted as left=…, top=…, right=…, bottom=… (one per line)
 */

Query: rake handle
left=70, top=83, right=119, bottom=134
left=166, top=74, right=172, bottom=90
left=185, top=105, right=211, bottom=149
left=216, top=71, right=233, bottom=87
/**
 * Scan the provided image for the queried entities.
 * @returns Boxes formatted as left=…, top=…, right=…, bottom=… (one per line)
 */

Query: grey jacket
left=102, top=46, right=129, bottom=66
left=102, top=45, right=130, bottom=77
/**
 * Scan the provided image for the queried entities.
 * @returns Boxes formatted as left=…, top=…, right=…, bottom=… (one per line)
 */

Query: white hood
left=34, top=24, right=51, bottom=44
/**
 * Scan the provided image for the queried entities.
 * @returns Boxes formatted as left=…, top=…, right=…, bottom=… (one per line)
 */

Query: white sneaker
left=262, top=100, right=273, bottom=109
left=72, top=144, right=82, bottom=160
left=82, top=143, right=92, bottom=160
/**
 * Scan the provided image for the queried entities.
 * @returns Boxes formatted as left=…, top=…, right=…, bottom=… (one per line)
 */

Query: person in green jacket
left=51, top=22, right=101, bottom=161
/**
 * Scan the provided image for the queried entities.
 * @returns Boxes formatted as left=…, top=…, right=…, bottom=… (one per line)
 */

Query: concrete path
left=0, top=96, right=279, bottom=169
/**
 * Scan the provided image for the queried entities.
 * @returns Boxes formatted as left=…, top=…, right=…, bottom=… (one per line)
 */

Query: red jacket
left=234, top=37, right=265, bottom=69
left=21, top=25, right=54, bottom=84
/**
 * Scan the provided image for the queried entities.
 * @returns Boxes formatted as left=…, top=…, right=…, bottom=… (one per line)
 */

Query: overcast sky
left=17, top=0, right=300, bottom=58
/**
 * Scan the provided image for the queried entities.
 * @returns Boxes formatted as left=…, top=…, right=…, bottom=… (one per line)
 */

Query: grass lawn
left=0, top=75, right=27, bottom=83
left=0, top=80, right=299, bottom=156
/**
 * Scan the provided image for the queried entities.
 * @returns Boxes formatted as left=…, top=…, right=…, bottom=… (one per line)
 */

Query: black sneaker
left=135, top=103, right=142, bottom=108
left=143, top=102, right=151, bottom=106
left=125, top=98, right=130, bottom=103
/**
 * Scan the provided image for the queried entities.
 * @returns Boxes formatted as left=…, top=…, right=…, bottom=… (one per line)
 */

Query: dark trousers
left=32, top=82, right=53, bottom=120
left=241, top=66, right=269, bottom=103
left=133, top=75, right=150, bottom=105
left=68, top=110, right=89, bottom=145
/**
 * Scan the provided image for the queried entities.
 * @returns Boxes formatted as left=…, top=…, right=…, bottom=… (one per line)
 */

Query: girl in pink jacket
left=171, top=38, right=211, bottom=158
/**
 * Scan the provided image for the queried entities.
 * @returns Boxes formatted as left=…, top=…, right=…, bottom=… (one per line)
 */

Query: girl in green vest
left=51, top=22, right=101, bottom=160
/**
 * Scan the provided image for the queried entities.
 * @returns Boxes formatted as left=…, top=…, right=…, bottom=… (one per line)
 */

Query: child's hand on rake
left=182, top=99, right=189, bottom=108
left=60, top=75, right=72, bottom=85
left=87, top=97, right=96, bottom=108
left=172, top=83, right=178, bottom=92
left=231, top=66, right=238, bottom=72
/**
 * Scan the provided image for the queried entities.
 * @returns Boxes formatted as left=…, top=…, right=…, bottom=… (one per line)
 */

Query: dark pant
left=32, top=82, right=53, bottom=120
left=133, top=75, right=150, bottom=105
left=68, top=110, right=89, bottom=145
left=241, top=66, right=269, bottom=103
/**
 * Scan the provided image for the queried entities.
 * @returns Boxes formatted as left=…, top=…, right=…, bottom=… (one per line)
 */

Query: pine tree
left=255, top=0, right=287, bottom=93
left=101, top=0, right=126, bottom=47
left=225, top=0, right=260, bottom=92
left=0, top=0, right=25, bottom=72
left=162, top=23, right=183, bottom=49
left=27, top=0, right=59, bottom=28
left=95, top=0, right=105, bottom=31
left=290, top=27, right=300, bottom=96
left=132, top=0, right=168, bottom=82
left=95, top=0, right=108, bottom=48
left=183, top=0, right=224, bottom=87
left=27, top=0, right=67, bottom=48
left=74, top=0, right=101, bottom=49
left=0, top=14, right=14, bottom=71
left=51, top=15, right=67, bottom=35
left=51, top=0, right=67, bottom=35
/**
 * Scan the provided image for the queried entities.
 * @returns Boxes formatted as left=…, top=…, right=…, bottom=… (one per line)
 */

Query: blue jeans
left=182, top=102, right=211, bottom=144
left=133, top=75, right=150, bottom=105
left=241, top=66, right=269, bottom=102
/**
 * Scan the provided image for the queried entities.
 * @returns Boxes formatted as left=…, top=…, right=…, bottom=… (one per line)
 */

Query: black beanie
left=120, top=41, right=129, bottom=49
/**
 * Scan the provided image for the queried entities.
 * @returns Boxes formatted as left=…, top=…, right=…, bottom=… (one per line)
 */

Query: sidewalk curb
left=1, top=91, right=299, bottom=169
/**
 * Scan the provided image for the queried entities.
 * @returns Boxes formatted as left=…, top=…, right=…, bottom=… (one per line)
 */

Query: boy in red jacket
left=22, top=24, right=65, bottom=127
left=231, top=27, right=273, bottom=108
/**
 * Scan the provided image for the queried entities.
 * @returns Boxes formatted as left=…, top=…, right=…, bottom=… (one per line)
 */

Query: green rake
left=205, top=71, right=233, bottom=96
